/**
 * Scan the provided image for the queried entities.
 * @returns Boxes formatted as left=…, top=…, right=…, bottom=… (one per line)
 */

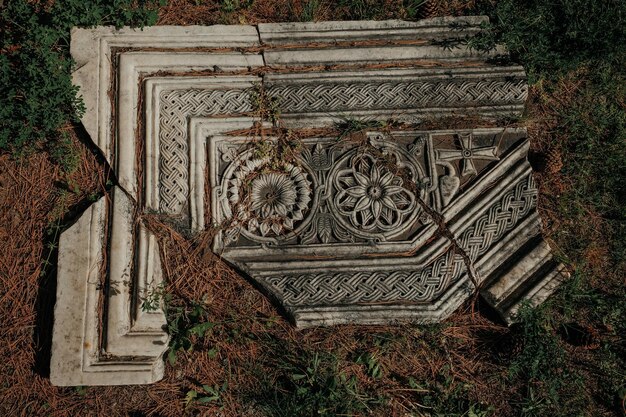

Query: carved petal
left=281, top=189, right=297, bottom=204
left=370, top=164, right=380, bottom=184
left=354, top=171, right=370, bottom=187
left=380, top=171, right=394, bottom=187
left=248, top=218, right=259, bottom=231
left=339, top=176, right=356, bottom=187
left=384, top=186, right=406, bottom=196
left=251, top=199, right=264, bottom=211
left=372, top=199, right=382, bottom=219
left=393, top=192, right=411, bottom=206
left=261, top=204, right=272, bottom=218
left=275, top=203, right=288, bottom=217
left=381, top=206, right=394, bottom=224
left=359, top=209, right=373, bottom=226
left=354, top=195, right=371, bottom=212
left=351, top=210, right=372, bottom=227
left=381, top=196, right=397, bottom=210
left=345, top=186, right=366, bottom=198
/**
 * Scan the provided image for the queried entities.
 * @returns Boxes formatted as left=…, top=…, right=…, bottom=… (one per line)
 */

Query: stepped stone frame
left=51, top=18, right=568, bottom=386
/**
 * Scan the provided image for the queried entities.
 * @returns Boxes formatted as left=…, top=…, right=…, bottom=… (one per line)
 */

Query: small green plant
left=141, top=282, right=170, bottom=313
left=355, top=351, right=383, bottom=379
left=250, top=83, right=281, bottom=125
left=49, top=132, right=81, bottom=175
left=403, top=0, right=428, bottom=20
left=257, top=351, right=385, bottom=416
left=40, top=219, right=63, bottom=277
left=334, top=117, right=390, bottom=141
left=166, top=300, right=215, bottom=365
left=87, top=192, right=100, bottom=202
left=221, top=0, right=253, bottom=13
left=74, top=385, right=88, bottom=396
left=408, top=370, right=494, bottom=417
left=251, top=129, right=302, bottom=166
left=248, top=85, right=303, bottom=168
left=185, top=381, right=228, bottom=408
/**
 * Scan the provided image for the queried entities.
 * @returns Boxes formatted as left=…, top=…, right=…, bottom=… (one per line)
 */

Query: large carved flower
left=223, top=152, right=312, bottom=242
left=251, top=173, right=296, bottom=216
left=335, top=160, right=416, bottom=232
left=244, top=169, right=311, bottom=237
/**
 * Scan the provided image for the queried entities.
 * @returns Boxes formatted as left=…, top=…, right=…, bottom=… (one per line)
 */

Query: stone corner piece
left=50, top=189, right=168, bottom=386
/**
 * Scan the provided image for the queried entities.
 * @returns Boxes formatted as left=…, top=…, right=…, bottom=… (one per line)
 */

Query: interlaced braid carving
left=458, top=174, right=538, bottom=262
left=267, top=80, right=528, bottom=113
left=158, top=89, right=253, bottom=214
left=262, top=174, right=537, bottom=307
left=264, top=252, right=466, bottom=306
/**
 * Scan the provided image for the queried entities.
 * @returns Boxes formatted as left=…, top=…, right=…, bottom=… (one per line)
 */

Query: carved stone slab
left=51, top=18, right=565, bottom=386
left=208, top=127, right=565, bottom=327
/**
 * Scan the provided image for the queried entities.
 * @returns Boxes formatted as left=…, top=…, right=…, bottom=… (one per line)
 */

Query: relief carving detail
left=216, top=134, right=432, bottom=246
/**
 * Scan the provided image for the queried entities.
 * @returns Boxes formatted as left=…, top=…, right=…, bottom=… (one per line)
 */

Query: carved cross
left=436, top=133, right=499, bottom=176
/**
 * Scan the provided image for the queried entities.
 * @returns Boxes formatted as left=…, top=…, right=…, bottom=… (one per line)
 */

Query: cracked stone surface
left=51, top=17, right=567, bottom=386
left=212, top=128, right=566, bottom=327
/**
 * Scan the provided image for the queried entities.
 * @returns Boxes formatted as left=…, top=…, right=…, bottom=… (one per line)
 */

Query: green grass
left=506, top=303, right=583, bottom=416
left=474, top=0, right=626, bottom=80
left=253, top=348, right=386, bottom=416
left=296, top=0, right=321, bottom=22
left=554, top=272, right=626, bottom=414
left=556, top=64, right=626, bottom=266
left=408, top=369, right=494, bottom=417
left=337, top=0, right=389, bottom=20
left=468, top=2, right=626, bottom=414
left=0, top=0, right=163, bottom=151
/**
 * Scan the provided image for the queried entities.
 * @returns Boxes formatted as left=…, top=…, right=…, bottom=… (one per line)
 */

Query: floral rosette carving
left=223, top=154, right=313, bottom=241
left=332, top=154, right=417, bottom=235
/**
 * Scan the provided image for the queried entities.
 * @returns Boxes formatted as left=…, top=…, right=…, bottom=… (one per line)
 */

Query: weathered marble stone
left=265, top=67, right=527, bottom=127
left=259, top=17, right=507, bottom=65
left=258, top=17, right=489, bottom=45
left=208, top=127, right=563, bottom=328
left=51, top=18, right=565, bottom=386
left=51, top=188, right=167, bottom=385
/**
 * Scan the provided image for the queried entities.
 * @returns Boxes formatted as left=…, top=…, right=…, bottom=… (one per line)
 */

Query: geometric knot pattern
left=263, top=173, right=536, bottom=308
left=159, top=88, right=253, bottom=214
left=458, top=173, right=537, bottom=262
left=264, top=251, right=465, bottom=306
left=267, top=80, right=528, bottom=113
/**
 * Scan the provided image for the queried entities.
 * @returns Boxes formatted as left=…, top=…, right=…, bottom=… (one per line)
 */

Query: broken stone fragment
left=51, top=18, right=564, bottom=386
